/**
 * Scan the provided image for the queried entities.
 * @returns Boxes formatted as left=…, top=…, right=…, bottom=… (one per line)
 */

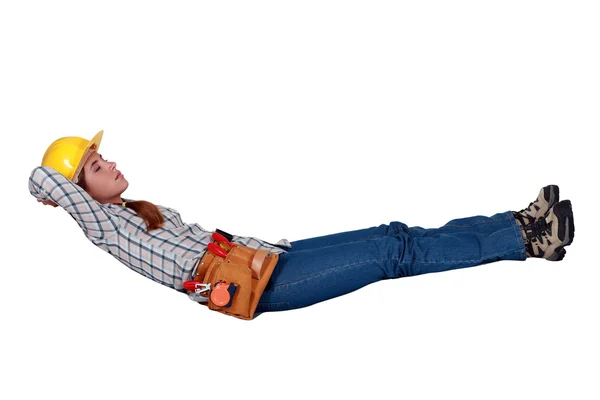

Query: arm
left=29, top=166, right=119, bottom=239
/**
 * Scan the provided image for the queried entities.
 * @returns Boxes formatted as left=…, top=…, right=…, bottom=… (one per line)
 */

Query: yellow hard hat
left=41, top=130, right=104, bottom=182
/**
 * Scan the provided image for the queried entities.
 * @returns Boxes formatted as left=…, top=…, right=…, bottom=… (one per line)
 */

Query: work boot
left=522, top=200, right=575, bottom=261
left=513, top=185, right=560, bottom=228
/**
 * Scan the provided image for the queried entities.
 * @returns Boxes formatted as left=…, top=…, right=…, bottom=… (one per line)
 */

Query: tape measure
left=210, top=280, right=237, bottom=308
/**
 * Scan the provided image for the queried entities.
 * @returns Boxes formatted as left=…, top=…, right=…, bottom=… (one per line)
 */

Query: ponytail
left=122, top=200, right=165, bottom=232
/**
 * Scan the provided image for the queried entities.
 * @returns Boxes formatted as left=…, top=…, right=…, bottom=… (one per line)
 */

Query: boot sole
left=547, top=200, right=574, bottom=261
left=548, top=247, right=566, bottom=261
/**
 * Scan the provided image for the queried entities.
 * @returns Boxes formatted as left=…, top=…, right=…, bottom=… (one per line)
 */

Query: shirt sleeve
left=29, top=166, right=119, bottom=240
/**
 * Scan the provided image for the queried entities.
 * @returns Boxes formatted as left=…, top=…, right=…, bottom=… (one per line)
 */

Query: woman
left=29, top=131, right=576, bottom=316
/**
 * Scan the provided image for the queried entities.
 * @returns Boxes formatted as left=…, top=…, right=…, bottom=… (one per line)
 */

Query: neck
left=102, top=196, right=124, bottom=205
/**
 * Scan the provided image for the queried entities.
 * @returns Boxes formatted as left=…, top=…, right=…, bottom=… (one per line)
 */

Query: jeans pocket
left=255, top=301, right=294, bottom=312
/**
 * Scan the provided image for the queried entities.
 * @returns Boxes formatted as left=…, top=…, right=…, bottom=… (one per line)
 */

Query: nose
left=108, top=161, right=117, bottom=170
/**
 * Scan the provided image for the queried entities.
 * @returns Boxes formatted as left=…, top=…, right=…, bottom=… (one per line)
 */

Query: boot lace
left=524, top=217, right=551, bottom=246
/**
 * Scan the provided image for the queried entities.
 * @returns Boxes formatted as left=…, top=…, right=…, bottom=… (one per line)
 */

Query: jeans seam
left=395, top=246, right=524, bottom=265
left=293, top=234, right=395, bottom=250
left=442, top=215, right=512, bottom=228
left=269, top=258, right=380, bottom=292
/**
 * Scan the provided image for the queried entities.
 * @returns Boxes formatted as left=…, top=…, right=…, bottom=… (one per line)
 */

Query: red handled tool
left=207, top=242, right=228, bottom=258
left=183, top=281, right=211, bottom=295
left=212, top=232, right=236, bottom=252
left=207, top=232, right=236, bottom=257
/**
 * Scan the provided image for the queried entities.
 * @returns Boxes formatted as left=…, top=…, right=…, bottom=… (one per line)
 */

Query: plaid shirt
left=29, top=166, right=291, bottom=292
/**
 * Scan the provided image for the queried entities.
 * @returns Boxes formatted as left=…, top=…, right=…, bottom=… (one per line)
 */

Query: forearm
left=29, top=166, right=119, bottom=239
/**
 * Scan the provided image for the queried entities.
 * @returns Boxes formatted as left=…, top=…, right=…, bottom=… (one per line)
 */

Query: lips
left=115, top=171, right=122, bottom=180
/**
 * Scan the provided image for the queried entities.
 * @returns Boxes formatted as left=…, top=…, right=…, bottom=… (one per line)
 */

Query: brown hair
left=120, top=200, right=165, bottom=232
left=76, top=168, right=164, bottom=233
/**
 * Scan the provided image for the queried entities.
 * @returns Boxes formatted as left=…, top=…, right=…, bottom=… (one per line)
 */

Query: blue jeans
left=256, top=211, right=526, bottom=313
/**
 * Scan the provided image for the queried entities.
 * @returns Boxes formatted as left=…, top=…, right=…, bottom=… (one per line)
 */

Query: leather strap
left=250, top=249, right=269, bottom=279
left=193, top=251, right=216, bottom=281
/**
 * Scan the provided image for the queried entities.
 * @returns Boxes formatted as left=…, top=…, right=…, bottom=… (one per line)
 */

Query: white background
left=1, top=1, right=598, bottom=399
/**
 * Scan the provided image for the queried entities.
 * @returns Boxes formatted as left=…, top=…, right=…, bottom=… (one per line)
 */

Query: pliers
left=183, top=281, right=211, bottom=295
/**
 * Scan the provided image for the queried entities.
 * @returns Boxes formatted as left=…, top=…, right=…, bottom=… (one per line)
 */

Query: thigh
left=257, top=237, right=397, bottom=311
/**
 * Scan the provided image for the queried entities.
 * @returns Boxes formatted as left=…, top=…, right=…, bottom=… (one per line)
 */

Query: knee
left=388, top=221, right=409, bottom=234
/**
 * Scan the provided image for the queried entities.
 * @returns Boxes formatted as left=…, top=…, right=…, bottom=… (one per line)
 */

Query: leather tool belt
left=184, top=229, right=279, bottom=320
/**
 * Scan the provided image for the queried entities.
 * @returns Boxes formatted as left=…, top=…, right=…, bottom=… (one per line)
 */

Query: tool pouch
left=187, top=243, right=279, bottom=320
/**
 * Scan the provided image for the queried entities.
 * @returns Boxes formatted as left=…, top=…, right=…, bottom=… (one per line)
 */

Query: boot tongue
left=513, top=211, right=535, bottom=227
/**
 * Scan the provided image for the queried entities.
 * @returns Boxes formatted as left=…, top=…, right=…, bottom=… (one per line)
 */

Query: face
left=78, top=151, right=129, bottom=203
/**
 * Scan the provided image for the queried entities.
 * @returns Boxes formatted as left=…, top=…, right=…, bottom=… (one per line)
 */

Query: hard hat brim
left=73, top=130, right=104, bottom=183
